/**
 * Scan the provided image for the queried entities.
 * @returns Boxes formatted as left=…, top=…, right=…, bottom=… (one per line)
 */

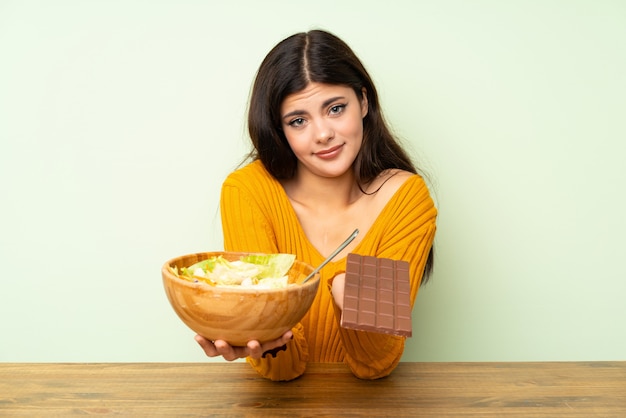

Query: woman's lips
left=315, top=144, right=343, bottom=159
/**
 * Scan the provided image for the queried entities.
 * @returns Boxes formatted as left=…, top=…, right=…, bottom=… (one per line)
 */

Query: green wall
left=1, top=0, right=625, bottom=362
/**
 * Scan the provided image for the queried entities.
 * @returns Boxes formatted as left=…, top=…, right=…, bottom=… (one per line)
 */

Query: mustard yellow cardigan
left=220, top=160, right=437, bottom=381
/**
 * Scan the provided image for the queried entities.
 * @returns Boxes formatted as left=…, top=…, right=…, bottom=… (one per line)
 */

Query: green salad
left=170, top=253, right=296, bottom=289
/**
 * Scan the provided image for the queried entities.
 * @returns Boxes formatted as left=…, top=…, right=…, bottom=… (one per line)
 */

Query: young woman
left=195, top=30, right=437, bottom=381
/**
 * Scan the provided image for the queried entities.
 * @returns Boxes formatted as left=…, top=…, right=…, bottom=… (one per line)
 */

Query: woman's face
left=280, top=82, right=368, bottom=179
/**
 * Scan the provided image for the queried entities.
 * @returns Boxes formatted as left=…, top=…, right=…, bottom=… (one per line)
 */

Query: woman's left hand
left=331, top=272, right=346, bottom=311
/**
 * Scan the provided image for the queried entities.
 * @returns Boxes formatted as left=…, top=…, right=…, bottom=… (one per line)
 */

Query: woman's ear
left=360, top=87, right=368, bottom=118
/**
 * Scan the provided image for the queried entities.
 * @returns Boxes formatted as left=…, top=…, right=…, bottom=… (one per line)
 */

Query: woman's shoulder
left=372, top=169, right=436, bottom=220
left=221, top=160, right=290, bottom=207
left=223, top=160, right=274, bottom=187
left=371, top=170, right=436, bottom=231
left=368, top=169, right=428, bottom=201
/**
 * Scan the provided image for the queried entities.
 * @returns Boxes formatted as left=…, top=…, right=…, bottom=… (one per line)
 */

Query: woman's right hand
left=194, top=330, right=293, bottom=361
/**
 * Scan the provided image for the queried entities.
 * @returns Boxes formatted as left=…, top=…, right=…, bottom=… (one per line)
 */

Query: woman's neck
left=282, top=168, right=363, bottom=209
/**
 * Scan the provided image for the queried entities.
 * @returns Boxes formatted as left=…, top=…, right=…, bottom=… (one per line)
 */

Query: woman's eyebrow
left=321, top=96, right=346, bottom=108
left=282, top=109, right=306, bottom=120
left=282, top=96, right=346, bottom=120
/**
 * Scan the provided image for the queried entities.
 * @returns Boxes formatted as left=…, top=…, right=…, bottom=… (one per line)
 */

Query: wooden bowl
left=162, top=252, right=320, bottom=346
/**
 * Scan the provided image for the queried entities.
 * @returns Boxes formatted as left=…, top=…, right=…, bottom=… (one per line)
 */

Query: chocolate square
left=340, top=253, right=413, bottom=337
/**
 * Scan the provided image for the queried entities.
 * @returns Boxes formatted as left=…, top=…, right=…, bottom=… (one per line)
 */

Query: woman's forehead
left=281, top=83, right=354, bottom=111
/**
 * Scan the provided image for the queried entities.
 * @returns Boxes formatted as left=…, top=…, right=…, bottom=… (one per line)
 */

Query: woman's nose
left=314, top=120, right=334, bottom=143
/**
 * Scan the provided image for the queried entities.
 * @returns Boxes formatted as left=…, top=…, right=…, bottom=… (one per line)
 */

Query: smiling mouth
left=315, top=144, right=344, bottom=157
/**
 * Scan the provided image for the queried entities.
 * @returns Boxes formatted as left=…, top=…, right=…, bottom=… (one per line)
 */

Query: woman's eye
left=288, top=117, right=305, bottom=127
left=329, top=104, right=346, bottom=115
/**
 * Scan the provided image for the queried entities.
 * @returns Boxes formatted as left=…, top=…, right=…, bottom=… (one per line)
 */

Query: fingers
left=248, top=330, right=294, bottom=360
left=194, top=335, right=242, bottom=361
left=195, top=331, right=295, bottom=361
left=275, top=329, right=293, bottom=347
left=331, top=273, right=346, bottom=310
left=246, top=340, right=263, bottom=359
left=214, top=339, right=243, bottom=361
left=194, top=335, right=219, bottom=357
left=282, top=329, right=294, bottom=342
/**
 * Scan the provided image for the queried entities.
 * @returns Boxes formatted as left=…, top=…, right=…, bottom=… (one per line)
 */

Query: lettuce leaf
left=239, top=253, right=296, bottom=278
left=180, top=257, right=220, bottom=278
left=177, top=253, right=296, bottom=286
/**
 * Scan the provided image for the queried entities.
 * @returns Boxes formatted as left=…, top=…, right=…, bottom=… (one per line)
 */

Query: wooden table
left=1, top=362, right=625, bottom=417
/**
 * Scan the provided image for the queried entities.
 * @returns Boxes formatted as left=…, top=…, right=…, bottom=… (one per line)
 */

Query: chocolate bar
left=340, top=253, right=412, bottom=337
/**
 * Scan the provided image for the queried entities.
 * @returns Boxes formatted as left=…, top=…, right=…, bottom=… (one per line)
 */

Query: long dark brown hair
left=246, top=29, right=434, bottom=283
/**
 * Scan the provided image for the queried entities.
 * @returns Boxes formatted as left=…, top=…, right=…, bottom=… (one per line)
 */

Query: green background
left=1, top=0, right=625, bottom=362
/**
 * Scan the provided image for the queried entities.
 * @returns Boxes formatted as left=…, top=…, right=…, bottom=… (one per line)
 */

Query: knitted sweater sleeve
left=219, top=164, right=309, bottom=381
left=334, top=175, right=437, bottom=379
